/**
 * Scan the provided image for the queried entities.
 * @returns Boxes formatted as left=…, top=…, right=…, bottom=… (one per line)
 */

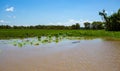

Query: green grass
left=0, top=29, right=120, bottom=39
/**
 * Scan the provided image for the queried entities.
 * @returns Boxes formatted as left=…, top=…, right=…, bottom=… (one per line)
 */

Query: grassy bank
left=0, top=29, right=120, bottom=39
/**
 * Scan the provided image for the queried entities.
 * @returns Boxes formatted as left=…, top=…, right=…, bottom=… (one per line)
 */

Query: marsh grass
left=0, top=29, right=120, bottom=39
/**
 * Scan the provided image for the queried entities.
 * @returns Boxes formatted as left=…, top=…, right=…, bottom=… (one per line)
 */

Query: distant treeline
left=0, top=22, right=105, bottom=30
left=0, top=23, right=80, bottom=29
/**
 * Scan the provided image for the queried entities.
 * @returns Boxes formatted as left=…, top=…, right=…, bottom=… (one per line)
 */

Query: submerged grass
left=0, top=29, right=120, bottom=39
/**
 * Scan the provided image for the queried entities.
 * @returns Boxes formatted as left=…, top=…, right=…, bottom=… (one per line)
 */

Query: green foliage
left=0, top=29, right=120, bottom=39
left=99, top=9, right=120, bottom=31
left=71, top=23, right=80, bottom=29
left=84, top=22, right=91, bottom=29
left=92, top=21, right=104, bottom=30
left=108, top=9, right=120, bottom=31
left=75, top=23, right=80, bottom=29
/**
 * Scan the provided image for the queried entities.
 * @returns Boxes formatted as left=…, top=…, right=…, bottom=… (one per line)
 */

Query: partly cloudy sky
left=0, top=0, right=120, bottom=26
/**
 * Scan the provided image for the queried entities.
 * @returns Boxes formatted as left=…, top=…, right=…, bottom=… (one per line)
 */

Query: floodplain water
left=0, top=37, right=120, bottom=71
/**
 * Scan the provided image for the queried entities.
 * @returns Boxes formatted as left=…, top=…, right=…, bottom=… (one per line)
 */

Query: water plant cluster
left=11, top=34, right=66, bottom=47
left=0, top=34, right=119, bottom=48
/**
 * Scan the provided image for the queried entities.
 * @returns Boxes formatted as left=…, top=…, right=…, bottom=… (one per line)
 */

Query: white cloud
left=105, top=11, right=108, bottom=14
left=0, top=19, right=10, bottom=24
left=48, top=19, right=93, bottom=27
left=0, top=20, right=5, bottom=23
left=6, top=7, right=14, bottom=12
left=63, top=19, right=79, bottom=26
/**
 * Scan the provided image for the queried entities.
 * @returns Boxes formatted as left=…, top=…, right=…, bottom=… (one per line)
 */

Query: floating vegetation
left=25, top=39, right=30, bottom=42
left=8, top=34, right=98, bottom=48
left=55, top=39, right=59, bottom=43
left=34, top=43, right=39, bottom=46
left=18, top=43, right=23, bottom=47
left=9, top=34, right=66, bottom=47
left=30, top=42, right=33, bottom=45
left=10, top=35, right=65, bottom=47
left=13, top=43, right=17, bottom=46
left=42, top=39, right=49, bottom=43
left=38, top=36, right=41, bottom=41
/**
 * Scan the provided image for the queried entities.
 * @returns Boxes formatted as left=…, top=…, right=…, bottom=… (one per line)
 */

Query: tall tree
left=108, top=9, right=120, bottom=31
left=84, top=22, right=91, bottom=29
left=71, top=23, right=80, bottom=29
left=75, top=23, right=80, bottom=29
left=99, top=9, right=110, bottom=30
left=99, top=9, right=120, bottom=31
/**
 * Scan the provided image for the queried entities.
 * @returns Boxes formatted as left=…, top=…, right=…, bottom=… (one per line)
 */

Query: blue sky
left=0, top=0, right=120, bottom=27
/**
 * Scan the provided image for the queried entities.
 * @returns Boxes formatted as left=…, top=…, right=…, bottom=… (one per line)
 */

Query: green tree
left=99, top=9, right=110, bottom=30
left=84, top=22, right=91, bottom=29
left=71, top=24, right=76, bottom=29
left=92, top=21, right=104, bottom=30
left=108, top=9, right=120, bottom=31
left=99, top=9, right=120, bottom=31
left=75, top=23, right=80, bottom=29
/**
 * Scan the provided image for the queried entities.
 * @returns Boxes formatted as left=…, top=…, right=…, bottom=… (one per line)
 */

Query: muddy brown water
left=0, top=38, right=120, bottom=71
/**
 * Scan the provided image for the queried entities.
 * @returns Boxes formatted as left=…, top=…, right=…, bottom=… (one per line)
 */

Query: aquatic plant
left=42, top=39, right=49, bottom=43
left=30, top=42, right=33, bottom=45
left=55, top=38, right=59, bottom=43
left=54, top=34, right=59, bottom=38
left=34, top=43, right=39, bottom=46
left=18, top=43, right=23, bottom=47
left=38, top=36, right=41, bottom=41
left=13, top=43, right=17, bottom=46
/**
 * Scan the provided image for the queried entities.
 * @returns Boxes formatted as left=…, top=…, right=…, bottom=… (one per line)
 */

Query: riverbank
left=0, top=29, right=120, bottom=39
